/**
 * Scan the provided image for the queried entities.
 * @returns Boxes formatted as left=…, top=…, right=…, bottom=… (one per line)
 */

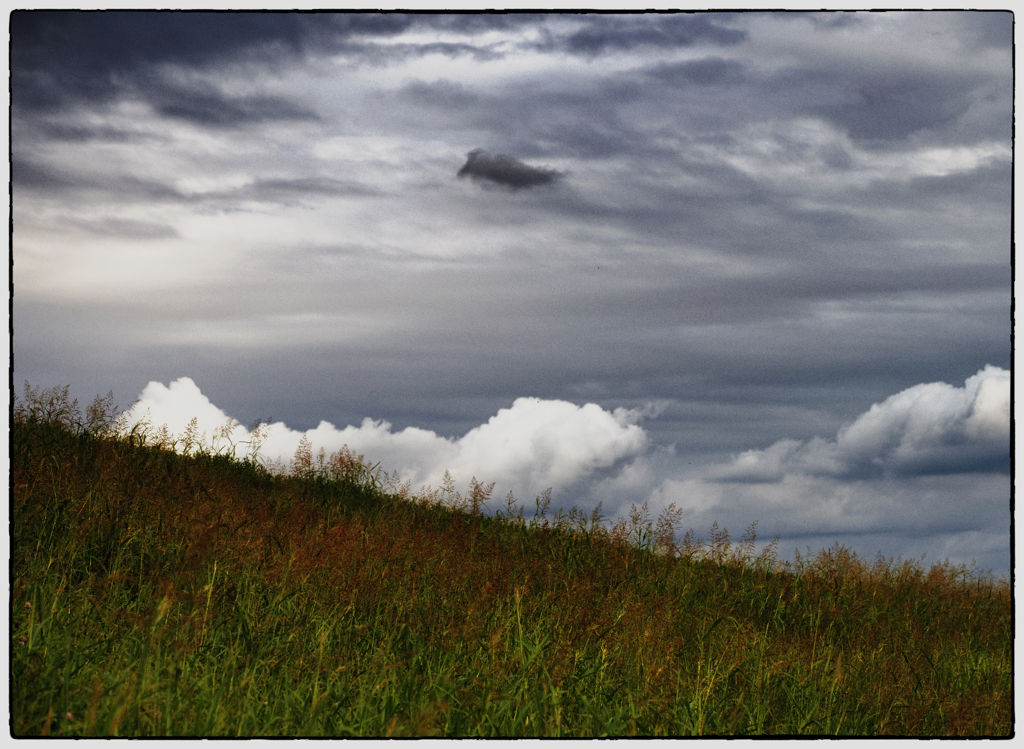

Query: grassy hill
left=10, top=384, right=1012, bottom=737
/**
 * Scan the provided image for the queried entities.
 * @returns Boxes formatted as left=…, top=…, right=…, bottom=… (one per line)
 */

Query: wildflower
left=67, top=712, right=73, bottom=720
left=25, top=602, right=31, bottom=609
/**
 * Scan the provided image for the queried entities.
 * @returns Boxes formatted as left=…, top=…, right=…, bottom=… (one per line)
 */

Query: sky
left=11, top=11, right=1013, bottom=577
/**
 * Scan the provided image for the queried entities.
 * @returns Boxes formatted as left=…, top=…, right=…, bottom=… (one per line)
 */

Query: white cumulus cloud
left=712, top=365, right=1010, bottom=482
left=118, top=378, right=653, bottom=502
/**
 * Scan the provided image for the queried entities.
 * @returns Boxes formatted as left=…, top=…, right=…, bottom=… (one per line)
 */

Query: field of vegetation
left=11, top=384, right=1012, bottom=737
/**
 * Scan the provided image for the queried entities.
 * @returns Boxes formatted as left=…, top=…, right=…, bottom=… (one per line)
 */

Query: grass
left=10, top=383, right=1012, bottom=737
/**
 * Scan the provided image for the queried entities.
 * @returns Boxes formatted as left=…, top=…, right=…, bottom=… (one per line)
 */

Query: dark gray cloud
left=457, top=149, right=563, bottom=190
left=11, top=158, right=190, bottom=203
left=556, top=13, right=747, bottom=56
left=10, top=11, right=417, bottom=112
left=13, top=12, right=281, bottom=111
left=11, top=157, right=80, bottom=191
left=10, top=12, right=751, bottom=126
left=150, top=84, right=321, bottom=128
left=8, top=12, right=558, bottom=118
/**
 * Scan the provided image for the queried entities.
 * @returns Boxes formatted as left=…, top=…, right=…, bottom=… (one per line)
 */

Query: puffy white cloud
left=713, top=365, right=1009, bottom=481
left=441, top=397, right=649, bottom=498
left=123, top=377, right=249, bottom=444
left=964, top=368, right=1011, bottom=441
left=119, top=378, right=652, bottom=502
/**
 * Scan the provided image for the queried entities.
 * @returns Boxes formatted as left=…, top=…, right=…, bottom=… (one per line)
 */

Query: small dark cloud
left=456, top=149, right=563, bottom=190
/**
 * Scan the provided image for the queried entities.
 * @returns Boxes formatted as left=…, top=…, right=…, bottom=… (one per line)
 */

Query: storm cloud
left=457, top=149, right=563, bottom=190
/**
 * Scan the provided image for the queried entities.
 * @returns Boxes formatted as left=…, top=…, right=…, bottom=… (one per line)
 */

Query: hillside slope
left=10, top=385, right=1012, bottom=737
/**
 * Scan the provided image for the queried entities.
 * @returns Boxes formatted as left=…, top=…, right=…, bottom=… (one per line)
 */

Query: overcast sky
left=11, top=11, right=1012, bottom=576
